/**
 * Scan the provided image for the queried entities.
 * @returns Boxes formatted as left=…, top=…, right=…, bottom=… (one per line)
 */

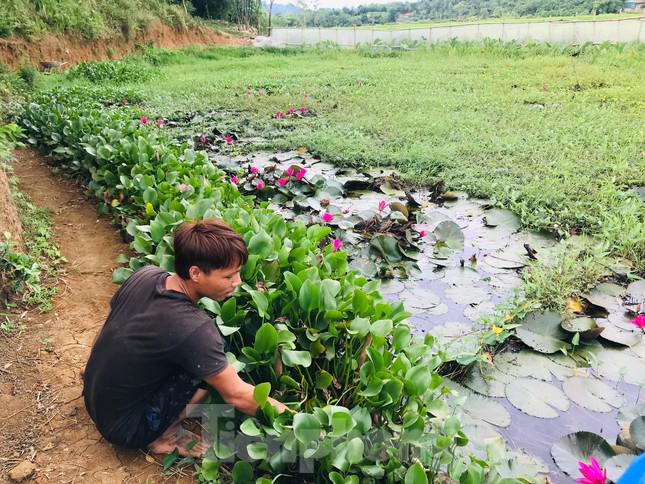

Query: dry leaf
left=566, top=297, right=584, bottom=314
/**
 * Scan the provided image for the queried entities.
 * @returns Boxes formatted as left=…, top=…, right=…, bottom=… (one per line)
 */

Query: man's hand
left=205, top=365, right=288, bottom=416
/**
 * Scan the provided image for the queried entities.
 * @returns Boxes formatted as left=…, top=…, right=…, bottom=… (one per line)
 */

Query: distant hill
left=264, top=2, right=303, bottom=16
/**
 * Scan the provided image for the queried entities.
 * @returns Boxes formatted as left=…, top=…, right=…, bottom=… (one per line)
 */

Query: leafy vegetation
left=272, top=0, right=627, bottom=28
left=15, top=86, right=557, bottom=482
left=0, top=0, right=195, bottom=40
left=0, top=124, right=64, bottom=311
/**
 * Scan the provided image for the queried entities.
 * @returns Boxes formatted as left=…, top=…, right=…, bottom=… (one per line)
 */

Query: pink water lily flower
left=378, top=200, right=387, bottom=212
left=286, top=168, right=295, bottom=177
left=200, top=135, right=207, bottom=145
left=278, top=112, right=285, bottom=119
left=224, top=136, right=233, bottom=144
left=250, top=166, right=259, bottom=174
left=419, top=230, right=428, bottom=238
left=156, top=119, right=165, bottom=128
left=288, top=108, right=295, bottom=114
left=630, top=314, right=645, bottom=329
left=256, top=181, right=265, bottom=190
left=140, top=116, right=150, bottom=125
left=300, top=106, right=306, bottom=113
left=277, top=178, right=287, bottom=187
left=296, top=169, right=307, bottom=181
left=576, top=457, right=606, bottom=484
left=230, top=176, right=238, bottom=185
left=332, top=239, right=343, bottom=252
left=321, top=213, right=333, bottom=223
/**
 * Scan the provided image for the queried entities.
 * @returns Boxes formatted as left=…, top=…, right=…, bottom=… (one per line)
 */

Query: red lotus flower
left=332, top=239, right=343, bottom=252
left=121, top=99, right=129, bottom=105
left=378, top=200, right=387, bottom=212
left=286, top=168, right=295, bottom=177
left=200, top=135, right=207, bottom=145
left=230, top=176, right=238, bottom=185
left=256, top=181, right=265, bottom=190
left=631, top=314, right=645, bottom=330
left=224, top=136, right=233, bottom=144
left=300, top=106, right=306, bottom=113
left=419, top=230, right=427, bottom=238
left=277, top=178, right=287, bottom=187
left=321, top=212, right=333, bottom=223
left=576, top=457, right=606, bottom=484
left=156, top=119, right=165, bottom=128
left=140, top=116, right=150, bottom=125
left=296, top=169, right=307, bottom=181
left=250, top=166, right=259, bottom=174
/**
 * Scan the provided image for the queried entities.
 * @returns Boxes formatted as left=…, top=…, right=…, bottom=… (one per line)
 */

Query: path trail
left=1, top=149, right=189, bottom=482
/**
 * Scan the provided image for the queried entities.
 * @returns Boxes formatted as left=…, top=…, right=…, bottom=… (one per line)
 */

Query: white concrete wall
left=270, top=18, right=644, bottom=47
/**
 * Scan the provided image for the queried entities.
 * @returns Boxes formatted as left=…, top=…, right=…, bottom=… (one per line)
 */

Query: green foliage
left=0, top=0, right=195, bottom=40
left=67, top=60, right=155, bottom=84
left=0, top=233, right=40, bottom=305
left=16, top=87, right=535, bottom=482
left=17, top=63, right=37, bottom=89
left=272, top=0, right=627, bottom=28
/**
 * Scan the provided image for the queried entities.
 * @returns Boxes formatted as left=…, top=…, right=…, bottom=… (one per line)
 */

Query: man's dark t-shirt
left=83, top=265, right=228, bottom=443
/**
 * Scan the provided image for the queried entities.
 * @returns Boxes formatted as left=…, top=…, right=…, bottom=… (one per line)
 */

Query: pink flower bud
left=419, top=230, right=427, bottom=238
left=140, top=116, right=149, bottom=125
left=277, top=178, right=287, bottom=187
left=342, top=207, right=350, bottom=214
left=300, top=106, right=306, bottom=113
left=378, top=200, right=387, bottom=212
left=256, top=181, right=265, bottom=190
left=332, top=239, right=343, bottom=252
left=631, top=314, right=645, bottom=329
left=200, top=135, right=207, bottom=145
left=224, top=136, right=233, bottom=144
left=230, top=176, right=238, bottom=185
left=296, top=169, right=307, bottom=181
left=322, top=212, right=333, bottom=223
left=250, top=166, right=259, bottom=174
left=286, top=168, right=295, bottom=177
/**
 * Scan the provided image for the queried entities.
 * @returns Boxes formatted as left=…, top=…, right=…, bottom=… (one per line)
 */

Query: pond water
left=204, top=142, right=643, bottom=482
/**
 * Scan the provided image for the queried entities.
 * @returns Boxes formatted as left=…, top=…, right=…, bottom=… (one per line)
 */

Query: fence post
left=353, top=26, right=356, bottom=46
left=501, top=22, right=505, bottom=41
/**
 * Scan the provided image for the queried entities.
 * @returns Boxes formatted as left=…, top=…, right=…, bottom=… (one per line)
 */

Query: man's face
left=194, top=265, right=242, bottom=301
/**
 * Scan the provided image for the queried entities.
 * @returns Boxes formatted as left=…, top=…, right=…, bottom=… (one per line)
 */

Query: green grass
left=0, top=0, right=195, bottom=40
left=356, top=13, right=643, bottom=30
left=44, top=42, right=645, bottom=273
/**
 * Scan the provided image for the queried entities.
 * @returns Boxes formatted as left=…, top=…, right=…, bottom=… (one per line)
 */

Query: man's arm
left=205, top=365, right=288, bottom=416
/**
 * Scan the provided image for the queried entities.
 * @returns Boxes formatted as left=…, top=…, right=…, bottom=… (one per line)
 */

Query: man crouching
left=83, top=219, right=287, bottom=456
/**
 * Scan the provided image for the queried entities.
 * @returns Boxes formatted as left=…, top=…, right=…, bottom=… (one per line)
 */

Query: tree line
left=270, top=0, right=625, bottom=28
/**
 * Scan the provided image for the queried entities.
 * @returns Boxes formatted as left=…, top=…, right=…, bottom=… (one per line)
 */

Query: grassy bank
left=0, top=0, right=194, bottom=40
left=44, top=42, right=645, bottom=273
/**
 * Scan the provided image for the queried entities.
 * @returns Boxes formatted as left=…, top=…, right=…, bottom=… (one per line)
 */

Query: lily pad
left=605, top=454, right=636, bottom=483
left=630, top=416, right=645, bottom=450
left=464, top=301, right=497, bottom=323
left=598, top=323, right=642, bottom=347
left=442, top=267, right=481, bottom=285
left=444, top=379, right=511, bottom=428
left=581, top=344, right=645, bottom=386
left=482, top=209, right=521, bottom=232
left=562, top=376, right=623, bottom=412
left=627, top=279, right=645, bottom=301
left=515, top=311, right=572, bottom=354
left=561, top=317, right=598, bottom=333
left=402, top=288, right=441, bottom=309
left=370, top=235, right=403, bottom=263
left=484, top=249, right=527, bottom=269
left=617, top=404, right=645, bottom=425
left=445, top=285, right=490, bottom=305
left=426, top=303, right=449, bottom=316
left=463, top=364, right=513, bottom=398
left=379, top=279, right=404, bottom=295
left=505, top=378, right=569, bottom=418
left=433, top=220, right=464, bottom=250
left=497, top=451, right=549, bottom=479
left=582, top=288, right=620, bottom=312
left=495, top=350, right=573, bottom=381
left=551, top=431, right=616, bottom=478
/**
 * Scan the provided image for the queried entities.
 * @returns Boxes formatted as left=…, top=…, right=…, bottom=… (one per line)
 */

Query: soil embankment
left=0, top=149, right=186, bottom=482
left=0, top=21, right=249, bottom=69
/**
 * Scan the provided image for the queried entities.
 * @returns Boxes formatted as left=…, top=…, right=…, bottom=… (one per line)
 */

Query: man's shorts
left=105, top=372, right=206, bottom=449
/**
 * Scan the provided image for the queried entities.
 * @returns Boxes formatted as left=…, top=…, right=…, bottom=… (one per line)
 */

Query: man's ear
left=188, top=265, right=201, bottom=282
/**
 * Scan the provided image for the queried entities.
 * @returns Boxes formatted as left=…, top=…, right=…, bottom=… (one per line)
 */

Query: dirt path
left=1, top=149, right=189, bottom=482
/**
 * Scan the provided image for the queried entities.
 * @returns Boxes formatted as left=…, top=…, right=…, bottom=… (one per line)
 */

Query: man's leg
left=147, top=387, right=210, bottom=457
